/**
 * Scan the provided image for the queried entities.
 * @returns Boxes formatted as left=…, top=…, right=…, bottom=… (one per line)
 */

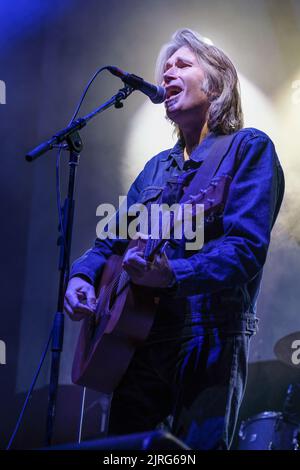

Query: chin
left=165, top=107, right=182, bottom=123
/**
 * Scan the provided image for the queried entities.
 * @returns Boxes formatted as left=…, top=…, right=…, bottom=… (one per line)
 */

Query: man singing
left=64, top=29, right=284, bottom=449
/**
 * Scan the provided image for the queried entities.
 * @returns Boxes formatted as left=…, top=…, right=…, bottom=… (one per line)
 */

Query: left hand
left=122, top=242, right=175, bottom=288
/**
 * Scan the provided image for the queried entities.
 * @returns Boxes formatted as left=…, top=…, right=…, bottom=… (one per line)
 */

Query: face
left=162, top=46, right=210, bottom=129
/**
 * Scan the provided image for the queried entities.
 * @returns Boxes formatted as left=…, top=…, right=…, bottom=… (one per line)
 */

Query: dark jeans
left=108, top=331, right=252, bottom=450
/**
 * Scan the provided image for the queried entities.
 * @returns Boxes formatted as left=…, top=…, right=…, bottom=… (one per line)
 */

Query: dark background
left=0, top=0, right=300, bottom=449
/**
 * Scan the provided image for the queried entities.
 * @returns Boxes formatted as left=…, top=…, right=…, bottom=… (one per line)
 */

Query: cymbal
left=274, top=331, right=300, bottom=368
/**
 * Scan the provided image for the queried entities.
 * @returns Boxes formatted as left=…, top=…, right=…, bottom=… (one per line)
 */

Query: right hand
left=64, top=276, right=97, bottom=321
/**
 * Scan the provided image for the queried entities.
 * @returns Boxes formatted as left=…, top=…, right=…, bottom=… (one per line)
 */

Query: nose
left=162, top=66, right=177, bottom=86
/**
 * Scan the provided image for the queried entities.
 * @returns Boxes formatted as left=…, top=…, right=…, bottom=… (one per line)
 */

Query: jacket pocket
left=138, top=186, right=164, bottom=204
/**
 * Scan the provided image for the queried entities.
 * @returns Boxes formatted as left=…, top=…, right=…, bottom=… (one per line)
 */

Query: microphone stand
left=25, top=84, right=134, bottom=446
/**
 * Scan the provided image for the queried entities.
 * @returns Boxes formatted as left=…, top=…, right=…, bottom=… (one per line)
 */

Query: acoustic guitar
left=72, top=175, right=232, bottom=393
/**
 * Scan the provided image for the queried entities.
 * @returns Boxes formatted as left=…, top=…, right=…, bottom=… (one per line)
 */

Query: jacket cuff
left=69, top=268, right=95, bottom=286
left=168, top=258, right=196, bottom=297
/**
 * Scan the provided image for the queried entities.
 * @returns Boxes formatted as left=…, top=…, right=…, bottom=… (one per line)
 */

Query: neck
left=181, top=120, right=209, bottom=158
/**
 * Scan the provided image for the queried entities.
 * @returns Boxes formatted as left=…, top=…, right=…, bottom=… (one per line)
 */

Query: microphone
left=107, top=66, right=166, bottom=104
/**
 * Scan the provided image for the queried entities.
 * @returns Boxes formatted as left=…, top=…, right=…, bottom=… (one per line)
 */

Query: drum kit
left=237, top=331, right=300, bottom=450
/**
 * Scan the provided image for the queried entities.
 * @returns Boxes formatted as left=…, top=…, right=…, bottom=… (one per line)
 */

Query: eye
left=163, top=60, right=192, bottom=75
left=178, top=61, right=192, bottom=69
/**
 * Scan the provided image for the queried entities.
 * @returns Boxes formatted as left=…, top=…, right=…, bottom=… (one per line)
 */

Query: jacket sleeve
left=168, top=135, right=285, bottom=297
left=69, top=168, right=145, bottom=285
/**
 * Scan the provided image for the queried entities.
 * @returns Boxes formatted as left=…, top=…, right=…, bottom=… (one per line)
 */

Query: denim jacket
left=70, top=128, right=284, bottom=337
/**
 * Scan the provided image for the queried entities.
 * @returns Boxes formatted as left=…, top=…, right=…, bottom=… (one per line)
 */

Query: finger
left=64, top=296, right=80, bottom=316
left=64, top=300, right=85, bottom=321
left=123, top=250, right=146, bottom=266
left=122, top=263, right=143, bottom=277
left=76, top=291, right=95, bottom=312
left=65, top=294, right=95, bottom=316
left=131, top=250, right=147, bottom=264
left=123, top=257, right=147, bottom=272
left=123, top=263, right=149, bottom=283
left=65, top=290, right=83, bottom=309
left=123, top=245, right=142, bottom=261
left=129, top=256, right=147, bottom=269
left=85, top=288, right=97, bottom=310
left=77, top=291, right=86, bottom=301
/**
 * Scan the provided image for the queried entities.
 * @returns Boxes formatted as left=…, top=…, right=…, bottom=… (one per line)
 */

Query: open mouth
left=165, top=86, right=183, bottom=101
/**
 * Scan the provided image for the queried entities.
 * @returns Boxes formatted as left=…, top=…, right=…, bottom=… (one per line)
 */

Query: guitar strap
left=179, top=131, right=239, bottom=203
left=144, top=131, right=240, bottom=259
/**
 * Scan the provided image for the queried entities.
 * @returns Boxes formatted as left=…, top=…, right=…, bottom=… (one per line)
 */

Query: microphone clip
left=114, top=85, right=134, bottom=109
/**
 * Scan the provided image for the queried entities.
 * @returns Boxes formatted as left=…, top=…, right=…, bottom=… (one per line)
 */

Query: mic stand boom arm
left=26, top=85, right=134, bottom=162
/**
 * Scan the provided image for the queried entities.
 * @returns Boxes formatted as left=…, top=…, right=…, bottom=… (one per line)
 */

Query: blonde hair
left=155, top=28, right=244, bottom=135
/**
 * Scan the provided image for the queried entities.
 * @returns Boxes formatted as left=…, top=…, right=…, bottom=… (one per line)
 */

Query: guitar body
left=72, top=242, right=157, bottom=393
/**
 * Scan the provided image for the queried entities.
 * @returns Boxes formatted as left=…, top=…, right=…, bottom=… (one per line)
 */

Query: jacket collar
left=161, top=131, right=220, bottom=169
